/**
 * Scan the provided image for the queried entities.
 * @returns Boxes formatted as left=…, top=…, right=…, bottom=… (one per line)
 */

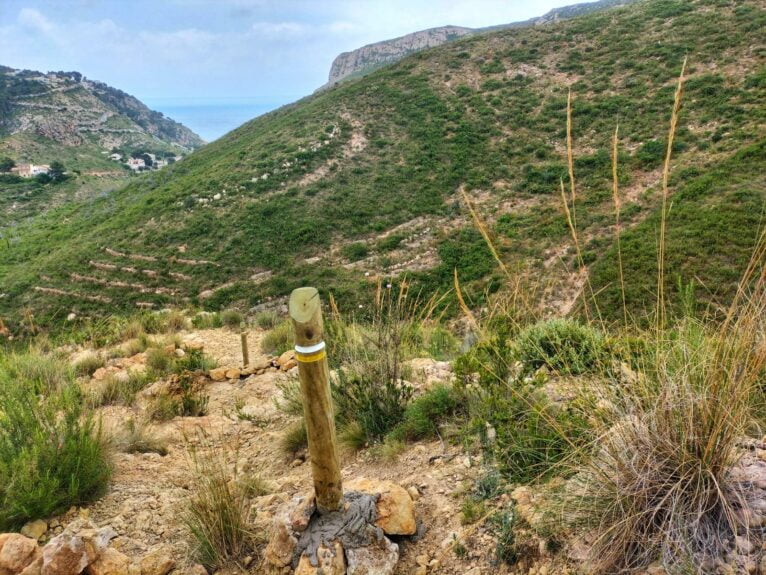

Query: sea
left=143, top=97, right=287, bottom=143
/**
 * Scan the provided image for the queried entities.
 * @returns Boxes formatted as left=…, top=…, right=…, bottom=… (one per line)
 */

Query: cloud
left=18, top=8, right=54, bottom=34
left=251, top=21, right=307, bottom=36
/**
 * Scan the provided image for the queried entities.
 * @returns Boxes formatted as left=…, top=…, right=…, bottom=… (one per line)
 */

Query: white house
left=127, top=157, right=145, bottom=170
left=12, top=164, right=50, bottom=178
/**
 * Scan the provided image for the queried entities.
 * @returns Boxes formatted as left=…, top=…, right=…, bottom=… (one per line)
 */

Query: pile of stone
left=0, top=520, right=176, bottom=575
left=264, top=478, right=417, bottom=575
left=208, top=349, right=297, bottom=381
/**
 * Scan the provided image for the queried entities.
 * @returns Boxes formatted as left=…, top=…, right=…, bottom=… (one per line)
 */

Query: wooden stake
left=289, top=287, right=342, bottom=513
left=240, top=331, right=249, bottom=367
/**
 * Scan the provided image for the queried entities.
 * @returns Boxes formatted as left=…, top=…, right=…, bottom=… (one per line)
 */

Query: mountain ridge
left=323, top=0, right=636, bottom=87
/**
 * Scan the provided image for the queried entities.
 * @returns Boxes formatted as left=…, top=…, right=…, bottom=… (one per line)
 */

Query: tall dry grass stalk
left=612, top=124, right=628, bottom=326
left=460, top=185, right=511, bottom=279
left=657, top=58, right=687, bottom=331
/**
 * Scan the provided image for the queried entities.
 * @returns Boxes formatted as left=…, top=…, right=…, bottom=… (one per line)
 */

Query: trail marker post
left=289, top=287, right=343, bottom=513
left=240, top=323, right=249, bottom=367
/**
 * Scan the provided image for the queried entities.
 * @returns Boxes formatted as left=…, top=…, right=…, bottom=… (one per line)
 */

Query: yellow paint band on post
left=296, top=349, right=326, bottom=363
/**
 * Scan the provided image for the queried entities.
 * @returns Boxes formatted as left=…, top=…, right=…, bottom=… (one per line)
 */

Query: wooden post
left=240, top=329, right=249, bottom=367
left=289, top=287, right=343, bottom=513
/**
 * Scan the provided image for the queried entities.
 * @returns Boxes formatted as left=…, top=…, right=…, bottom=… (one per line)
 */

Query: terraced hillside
left=1, top=0, right=765, bottom=332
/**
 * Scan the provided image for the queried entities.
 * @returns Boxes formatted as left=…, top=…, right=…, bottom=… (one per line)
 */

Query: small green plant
left=192, top=312, right=223, bottom=329
left=339, top=420, right=368, bottom=452
left=274, top=380, right=304, bottom=416
left=342, top=242, right=369, bottom=261
left=460, top=497, right=486, bottom=525
left=490, top=509, right=518, bottom=565
left=178, top=372, right=209, bottom=417
left=514, top=318, right=606, bottom=375
left=88, top=370, right=152, bottom=407
left=148, top=394, right=181, bottom=422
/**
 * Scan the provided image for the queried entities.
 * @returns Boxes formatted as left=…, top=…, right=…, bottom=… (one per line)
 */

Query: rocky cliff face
left=323, top=0, right=634, bottom=88
left=326, top=26, right=473, bottom=86
left=0, top=67, right=204, bottom=154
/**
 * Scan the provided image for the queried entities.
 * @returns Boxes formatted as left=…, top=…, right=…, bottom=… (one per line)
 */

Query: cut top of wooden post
left=289, top=286, right=324, bottom=347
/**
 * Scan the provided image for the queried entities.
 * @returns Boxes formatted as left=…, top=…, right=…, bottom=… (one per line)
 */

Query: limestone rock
left=20, top=520, right=47, bottom=541
left=41, top=525, right=116, bottom=575
left=139, top=545, right=174, bottom=575
left=19, top=557, right=43, bottom=575
left=295, top=541, right=345, bottom=575
left=224, top=368, right=241, bottom=379
left=263, top=521, right=297, bottom=568
left=85, top=548, right=131, bottom=575
left=345, top=478, right=416, bottom=536
left=290, top=495, right=316, bottom=533
left=208, top=367, right=227, bottom=381
left=345, top=536, right=399, bottom=575
left=0, top=533, right=39, bottom=574
left=276, top=350, right=295, bottom=369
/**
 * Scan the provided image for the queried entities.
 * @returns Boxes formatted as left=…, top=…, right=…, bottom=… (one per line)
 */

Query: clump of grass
left=255, top=311, right=279, bottom=329
left=221, top=309, right=244, bottom=329
left=146, top=346, right=175, bottom=375
left=116, top=335, right=149, bottom=357
left=514, top=318, right=606, bottom=375
left=88, top=370, right=152, bottom=407
left=74, top=351, right=106, bottom=377
left=0, top=351, right=111, bottom=530
left=339, top=420, right=368, bottom=452
left=260, top=320, right=294, bottom=355
left=274, top=380, right=304, bottom=416
left=460, top=497, right=487, bottom=525
left=388, top=384, right=463, bottom=442
left=281, top=422, right=308, bottom=455
left=192, top=312, right=223, bottom=330
left=184, top=444, right=256, bottom=570
left=148, top=393, right=181, bottom=422
left=112, top=418, right=168, bottom=456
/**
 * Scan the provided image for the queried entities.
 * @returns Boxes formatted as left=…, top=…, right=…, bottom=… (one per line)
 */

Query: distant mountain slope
left=0, top=67, right=204, bottom=169
left=1, top=0, right=765, bottom=332
left=323, top=0, right=635, bottom=87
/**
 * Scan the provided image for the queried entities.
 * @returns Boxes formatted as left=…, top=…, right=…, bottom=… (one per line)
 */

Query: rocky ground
left=4, top=326, right=766, bottom=575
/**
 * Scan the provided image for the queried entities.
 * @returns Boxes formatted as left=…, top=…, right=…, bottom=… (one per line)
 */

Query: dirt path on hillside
left=58, top=328, right=509, bottom=574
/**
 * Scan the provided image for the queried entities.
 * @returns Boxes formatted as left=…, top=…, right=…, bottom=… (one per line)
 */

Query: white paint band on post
left=295, top=340, right=326, bottom=363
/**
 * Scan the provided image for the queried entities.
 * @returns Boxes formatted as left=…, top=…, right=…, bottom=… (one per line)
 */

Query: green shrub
left=0, top=354, right=111, bottom=529
left=175, top=348, right=217, bottom=373
left=261, top=320, right=294, bottom=355
left=192, top=312, right=223, bottom=329
left=388, top=384, right=462, bottom=442
left=514, top=318, right=606, bottom=375
left=88, top=371, right=153, bottom=407
left=148, top=394, right=181, bottom=422
left=342, top=242, right=369, bottom=261
left=281, top=422, right=308, bottom=454
left=2, top=352, right=73, bottom=393
left=221, top=310, right=244, bottom=329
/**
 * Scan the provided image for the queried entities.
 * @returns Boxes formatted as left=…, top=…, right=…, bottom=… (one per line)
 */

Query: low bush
left=112, top=418, right=168, bottom=456
left=281, top=421, right=308, bottom=454
left=88, top=371, right=153, bottom=407
left=514, top=318, right=606, bottom=375
left=146, top=347, right=175, bottom=374
left=175, top=348, right=217, bottom=373
left=192, top=312, right=223, bottom=329
left=221, top=310, right=244, bottom=329
left=0, top=352, right=111, bottom=529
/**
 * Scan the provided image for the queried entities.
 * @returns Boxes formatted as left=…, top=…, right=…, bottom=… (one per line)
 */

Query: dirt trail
left=60, top=327, right=508, bottom=574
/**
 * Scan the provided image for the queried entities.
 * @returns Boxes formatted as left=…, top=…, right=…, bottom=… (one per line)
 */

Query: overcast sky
left=1, top=0, right=577, bottom=105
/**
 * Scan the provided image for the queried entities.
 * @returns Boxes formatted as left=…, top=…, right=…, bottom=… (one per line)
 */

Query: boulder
left=20, top=521, right=47, bottom=542
left=295, top=541, right=345, bottom=575
left=85, top=548, right=131, bottom=575
left=224, top=368, right=241, bottom=380
left=208, top=367, right=227, bottom=381
left=41, top=525, right=116, bottom=575
left=139, top=545, right=174, bottom=575
left=289, top=495, right=316, bottom=533
left=0, top=533, right=39, bottom=574
left=345, top=479, right=416, bottom=536
left=346, top=536, right=399, bottom=575
left=276, top=350, right=295, bottom=369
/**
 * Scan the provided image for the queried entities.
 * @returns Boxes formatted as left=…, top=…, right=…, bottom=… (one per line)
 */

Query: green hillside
left=1, top=0, right=765, bottom=332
